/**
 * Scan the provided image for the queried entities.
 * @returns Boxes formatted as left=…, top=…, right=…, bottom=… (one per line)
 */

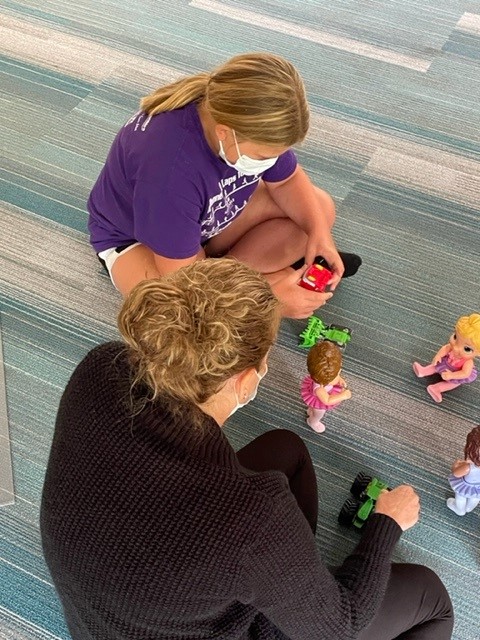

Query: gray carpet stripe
left=190, top=0, right=432, bottom=71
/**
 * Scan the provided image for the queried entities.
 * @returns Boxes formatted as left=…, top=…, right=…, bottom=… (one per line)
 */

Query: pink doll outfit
left=301, top=376, right=343, bottom=411
left=435, top=354, right=477, bottom=385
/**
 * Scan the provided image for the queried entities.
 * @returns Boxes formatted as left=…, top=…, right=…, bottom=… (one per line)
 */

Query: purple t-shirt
left=87, top=102, right=297, bottom=258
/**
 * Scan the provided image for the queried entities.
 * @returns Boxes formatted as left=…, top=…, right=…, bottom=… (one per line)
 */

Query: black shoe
left=291, top=252, right=362, bottom=278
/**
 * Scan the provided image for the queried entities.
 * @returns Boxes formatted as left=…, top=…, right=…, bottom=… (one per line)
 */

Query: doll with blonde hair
left=447, top=425, right=480, bottom=516
left=413, top=313, right=480, bottom=402
left=300, top=341, right=351, bottom=433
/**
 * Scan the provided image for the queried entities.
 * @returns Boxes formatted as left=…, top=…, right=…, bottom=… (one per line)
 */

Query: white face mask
left=227, top=364, right=268, bottom=418
left=218, top=130, right=278, bottom=176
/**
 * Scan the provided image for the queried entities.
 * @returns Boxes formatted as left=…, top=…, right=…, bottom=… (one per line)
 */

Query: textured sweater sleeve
left=237, top=489, right=402, bottom=640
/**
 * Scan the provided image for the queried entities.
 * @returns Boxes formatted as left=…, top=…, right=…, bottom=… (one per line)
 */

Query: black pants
left=237, top=429, right=454, bottom=640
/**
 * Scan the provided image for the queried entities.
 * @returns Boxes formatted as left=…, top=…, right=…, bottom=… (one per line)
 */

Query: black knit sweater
left=40, top=343, right=402, bottom=640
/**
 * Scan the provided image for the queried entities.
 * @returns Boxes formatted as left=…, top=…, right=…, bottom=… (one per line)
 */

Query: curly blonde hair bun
left=118, top=258, right=280, bottom=412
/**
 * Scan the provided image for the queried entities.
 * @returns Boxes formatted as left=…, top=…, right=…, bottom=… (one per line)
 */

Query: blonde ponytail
left=139, top=53, right=310, bottom=146
left=140, top=72, right=209, bottom=116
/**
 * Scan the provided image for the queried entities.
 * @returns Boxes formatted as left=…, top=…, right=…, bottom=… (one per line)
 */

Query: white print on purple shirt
left=124, top=112, right=152, bottom=132
left=201, top=174, right=260, bottom=240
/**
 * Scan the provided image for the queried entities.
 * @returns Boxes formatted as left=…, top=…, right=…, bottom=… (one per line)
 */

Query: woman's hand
left=269, top=266, right=333, bottom=319
left=304, top=236, right=344, bottom=289
left=374, top=485, right=420, bottom=531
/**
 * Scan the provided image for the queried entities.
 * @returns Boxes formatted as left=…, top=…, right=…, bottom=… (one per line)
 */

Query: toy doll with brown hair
left=300, top=341, right=351, bottom=433
left=447, top=425, right=480, bottom=516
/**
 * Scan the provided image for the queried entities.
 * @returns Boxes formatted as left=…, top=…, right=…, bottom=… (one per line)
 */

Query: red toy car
left=298, top=263, right=333, bottom=293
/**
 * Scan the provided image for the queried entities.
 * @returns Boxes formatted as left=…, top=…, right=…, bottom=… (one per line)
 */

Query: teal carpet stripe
left=0, top=179, right=88, bottom=233
left=0, top=561, right=68, bottom=638
left=444, top=31, right=480, bottom=61
left=0, top=55, right=94, bottom=98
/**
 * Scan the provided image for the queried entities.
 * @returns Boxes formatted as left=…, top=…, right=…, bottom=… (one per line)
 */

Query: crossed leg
left=205, top=180, right=336, bottom=273
left=109, top=181, right=335, bottom=295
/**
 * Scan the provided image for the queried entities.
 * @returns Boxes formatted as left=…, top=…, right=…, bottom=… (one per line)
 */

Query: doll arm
left=315, top=386, right=352, bottom=407
left=432, top=343, right=451, bottom=365
left=314, top=386, right=330, bottom=404
left=328, top=389, right=352, bottom=405
left=441, top=360, right=474, bottom=381
left=451, top=459, right=470, bottom=477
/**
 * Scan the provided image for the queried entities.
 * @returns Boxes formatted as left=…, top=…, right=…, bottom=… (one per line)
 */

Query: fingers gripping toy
left=413, top=313, right=480, bottom=403
left=447, top=425, right=480, bottom=516
left=338, top=472, right=390, bottom=529
left=300, top=341, right=351, bottom=433
left=298, top=263, right=334, bottom=293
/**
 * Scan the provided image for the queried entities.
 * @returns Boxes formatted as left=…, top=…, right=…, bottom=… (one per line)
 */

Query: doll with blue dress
left=447, top=425, right=480, bottom=516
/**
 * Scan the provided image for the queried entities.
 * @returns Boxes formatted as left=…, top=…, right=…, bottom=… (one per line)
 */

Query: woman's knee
left=255, top=429, right=312, bottom=465
left=271, top=429, right=309, bottom=454
left=270, top=429, right=315, bottom=472
left=357, top=564, right=453, bottom=640
left=420, top=566, right=453, bottom=620
left=393, top=564, right=453, bottom=621
left=313, top=187, right=336, bottom=228
left=237, top=429, right=312, bottom=478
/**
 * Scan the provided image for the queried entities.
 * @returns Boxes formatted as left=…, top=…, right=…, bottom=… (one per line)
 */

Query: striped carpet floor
left=1, top=1, right=479, bottom=638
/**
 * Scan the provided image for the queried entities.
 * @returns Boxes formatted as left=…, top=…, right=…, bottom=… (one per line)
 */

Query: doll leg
left=446, top=495, right=467, bottom=515
left=426, top=381, right=459, bottom=403
left=412, top=362, right=437, bottom=377
left=307, top=408, right=326, bottom=433
left=465, top=497, right=480, bottom=513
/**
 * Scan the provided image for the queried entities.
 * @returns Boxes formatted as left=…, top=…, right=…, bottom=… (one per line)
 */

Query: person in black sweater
left=40, top=258, right=453, bottom=640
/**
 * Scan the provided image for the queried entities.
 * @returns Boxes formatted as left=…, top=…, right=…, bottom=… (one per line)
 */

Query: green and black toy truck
left=298, top=315, right=352, bottom=349
left=338, top=472, right=390, bottom=529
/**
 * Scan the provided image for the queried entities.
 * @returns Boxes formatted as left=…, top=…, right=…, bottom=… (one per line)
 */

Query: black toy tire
left=338, top=497, right=362, bottom=526
left=350, top=472, right=372, bottom=498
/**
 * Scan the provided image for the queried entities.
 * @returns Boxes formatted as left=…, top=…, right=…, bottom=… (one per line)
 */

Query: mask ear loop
left=231, top=129, right=242, bottom=160
left=227, top=368, right=263, bottom=419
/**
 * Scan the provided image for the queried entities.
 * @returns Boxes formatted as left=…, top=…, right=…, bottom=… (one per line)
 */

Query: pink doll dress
left=435, top=354, right=477, bottom=385
left=301, top=376, right=343, bottom=411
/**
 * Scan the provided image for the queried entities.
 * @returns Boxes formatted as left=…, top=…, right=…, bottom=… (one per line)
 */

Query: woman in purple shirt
left=88, top=52, right=361, bottom=318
